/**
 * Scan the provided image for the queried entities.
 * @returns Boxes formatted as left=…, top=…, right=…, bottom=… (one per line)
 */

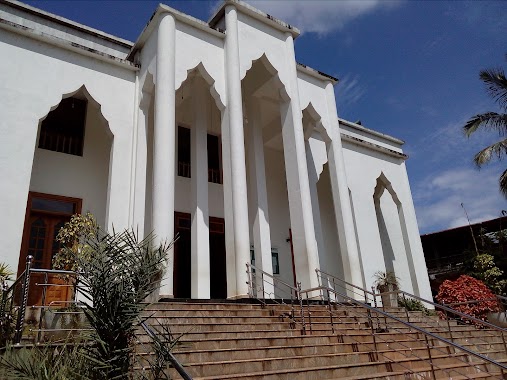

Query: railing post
left=402, top=292, right=410, bottom=326
left=14, top=255, right=33, bottom=344
left=371, top=286, right=381, bottom=332
left=297, top=282, right=306, bottom=335
left=424, top=334, right=437, bottom=380
left=326, top=287, right=334, bottom=334
left=261, top=272, right=265, bottom=299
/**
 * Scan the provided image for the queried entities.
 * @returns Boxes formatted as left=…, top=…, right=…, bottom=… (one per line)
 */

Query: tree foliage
left=436, top=275, right=500, bottom=324
left=1, top=215, right=175, bottom=379
left=463, top=54, right=507, bottom=197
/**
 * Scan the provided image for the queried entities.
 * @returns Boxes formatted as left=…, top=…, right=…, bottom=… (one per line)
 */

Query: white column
left=153, top=13, right=176, bottom=298
left=221, top=110, right=237, bottom=297
left=325, top=81, right=364, bottom=290
left=246, top=97, right=274, bottom=298
left=133, top=91, right=151, bottom=238
left=224, top=5, right=250, bottom=298
left=281, top=32, right=320, bottom=290
left=191, top=78, right=211, bottom=299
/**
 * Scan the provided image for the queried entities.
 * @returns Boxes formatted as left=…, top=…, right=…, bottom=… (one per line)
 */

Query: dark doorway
left=173, top=212, right=191, bottom=298
left=209, top=217, right=227, bottom=299
left=173, top=213, right=227, bottom=299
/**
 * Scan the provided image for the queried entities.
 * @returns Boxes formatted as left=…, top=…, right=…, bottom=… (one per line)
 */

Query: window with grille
left=177, top=126, right=223, bottom=184
left=38, top=97, right=87, bottom=156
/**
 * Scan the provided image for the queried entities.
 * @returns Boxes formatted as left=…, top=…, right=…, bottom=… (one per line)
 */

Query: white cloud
left=245, top=0, right=401, bottom=34
left=414, top=166, right=506, bottom=234
left=336, top=74, right=366, bottom=112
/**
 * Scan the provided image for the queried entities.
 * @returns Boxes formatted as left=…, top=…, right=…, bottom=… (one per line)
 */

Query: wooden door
left=18, top=192, right=81, bottom=306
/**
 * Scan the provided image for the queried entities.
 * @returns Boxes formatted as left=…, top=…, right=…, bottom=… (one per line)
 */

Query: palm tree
left=463, top=55, right=507, bottom=197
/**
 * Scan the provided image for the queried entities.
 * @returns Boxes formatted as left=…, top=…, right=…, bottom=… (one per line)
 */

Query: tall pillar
left=324, top=81, right=364, bottom=290
left=190, top=78, right=211, bottom=299
left=153, top=13, right=176, bottom=298
left=281, top=32, right=320, bottom=290
left=133, top=91, right=152, bottom=238
left=224, top=5, right=250, bottom=298
left=246, top=97, right=274, bottom=298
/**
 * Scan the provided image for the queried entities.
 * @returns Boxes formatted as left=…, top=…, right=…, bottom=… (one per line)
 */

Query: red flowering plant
left=436, top=275, right=500, bottom=326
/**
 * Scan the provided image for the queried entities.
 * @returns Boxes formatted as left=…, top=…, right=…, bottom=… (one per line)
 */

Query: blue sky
left=23, top=0, right=507, bottom=234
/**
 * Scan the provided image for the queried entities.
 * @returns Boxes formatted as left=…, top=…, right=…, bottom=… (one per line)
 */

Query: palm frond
left=500, top=168, right=507, bottom=198
left=463, top=112, right=507, bottom=136
left=473, top=138, right=507, bottom=166
left=480, top=68, right=507, bottom=110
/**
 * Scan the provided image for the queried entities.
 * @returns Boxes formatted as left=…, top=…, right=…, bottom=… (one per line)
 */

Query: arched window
left=38, top=97, right=87, bottom=156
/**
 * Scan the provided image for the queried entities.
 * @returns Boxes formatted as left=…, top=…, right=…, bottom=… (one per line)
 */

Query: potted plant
left=374, top=271, right=400, bottom=308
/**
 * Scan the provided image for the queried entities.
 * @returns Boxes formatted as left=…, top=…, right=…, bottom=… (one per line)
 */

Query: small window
left=271, top=249, right=280, bottom=275
left=250, top=247, right=280, bottom=275
left=177, top=126, right=191, bottom=178
left=207, top=134, right=222, bottom=184
left=38, top=97, right=87, bottom=156
left=177, top=126, right=222, bottom=184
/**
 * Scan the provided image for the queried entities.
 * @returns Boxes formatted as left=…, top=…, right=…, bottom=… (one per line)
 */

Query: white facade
left=0, top=0, right=432, bottom=300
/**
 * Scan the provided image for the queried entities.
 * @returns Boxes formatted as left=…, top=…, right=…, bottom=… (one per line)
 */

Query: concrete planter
left=487, top=312, right=507, bottom=328
left=378, top=284, right=399, bottom=308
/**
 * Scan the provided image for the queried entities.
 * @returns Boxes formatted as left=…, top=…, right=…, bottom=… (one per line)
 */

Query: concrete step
left=170, top=355, right=490, bottom=380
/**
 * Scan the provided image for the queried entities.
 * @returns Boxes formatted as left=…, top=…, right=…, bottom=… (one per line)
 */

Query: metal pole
left=424, top=334, right=437, bottom=380
left=297, top=282, right=306, bottom=335
left=402, top=293, right=410, bottom=326
left=371, top=286, right=381, bottom=332
left=326, top=288, right=334, bottom=334
left=14, top=255, right=33, bottom=344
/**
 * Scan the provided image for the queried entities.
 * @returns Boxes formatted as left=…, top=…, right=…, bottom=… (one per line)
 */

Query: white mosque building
left=0, top=0, right=432, bottom=302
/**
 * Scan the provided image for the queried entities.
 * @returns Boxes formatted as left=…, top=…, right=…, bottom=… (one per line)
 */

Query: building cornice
left=339, top=118, right=405, bottom=145
left=209, top=0, right=300, bottom=39
left=0, top=17, right=139, bottom=71
left=0, top=0, right=133, bottom=47
left=340, top=133, right=408, bottom=160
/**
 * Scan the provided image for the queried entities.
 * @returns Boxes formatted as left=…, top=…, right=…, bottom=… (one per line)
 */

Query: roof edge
left=209, top=0, right=300, bottom=39
left=339, top=118, right=405, bottom=145
left=1, top=0, right=134, bottom=47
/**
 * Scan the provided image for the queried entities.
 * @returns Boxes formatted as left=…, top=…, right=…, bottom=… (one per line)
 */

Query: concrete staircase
left=134, top=301, right=507, bottom=379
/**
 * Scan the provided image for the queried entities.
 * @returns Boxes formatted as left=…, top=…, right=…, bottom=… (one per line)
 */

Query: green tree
left=463, top=54, right=507, bottom=197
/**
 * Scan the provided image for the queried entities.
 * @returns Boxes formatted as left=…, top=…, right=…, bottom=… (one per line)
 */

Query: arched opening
left=19, top=86, right=112, bottom=306
left=241, top=54, right=297, bottom=296
left=144, top=65, right=225, bottom=299
left=373, top=173, right=417, bottom=293
left=303, top=105, right=355, bottom=294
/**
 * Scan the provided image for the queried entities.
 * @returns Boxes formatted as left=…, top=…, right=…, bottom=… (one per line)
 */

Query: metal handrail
left=138, top=318, right=192, bottom=380
left=316, top=268, right=375, bottom=297
left=315, top=269, right=507, bottom=370
left=246, top=263, right=306, bottom=333
left=300, top=285, right=507, bottom=379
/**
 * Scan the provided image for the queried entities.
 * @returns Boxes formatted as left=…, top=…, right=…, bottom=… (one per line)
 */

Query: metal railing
left=0, top=255, right=89, bottom=344
left=300, top=285, right=507, bottom=379
left=137, top=318, right=192, bottom=380
left=246, top=266, right=507, bottom=379
left=246, top=263, right=306, bottom=333
left=315, top=269, right=507, bottom=377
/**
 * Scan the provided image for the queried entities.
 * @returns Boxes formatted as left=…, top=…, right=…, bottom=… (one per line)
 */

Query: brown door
left=173, top=213, right=227, bottom=299
left=209, top=217, right=227, bottom=299
left=173, top=212, right=191, bottom=298
left=18, top=192, right=81, bottom=306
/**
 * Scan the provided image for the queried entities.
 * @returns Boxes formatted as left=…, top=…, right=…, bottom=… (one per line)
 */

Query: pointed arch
left=374, top=172, right=401, bottom=205
left=242, top=53, right=289, bottom=101
left=176, top=62, right=225, bottom=111
left=39, top=85, right=113, bottom=140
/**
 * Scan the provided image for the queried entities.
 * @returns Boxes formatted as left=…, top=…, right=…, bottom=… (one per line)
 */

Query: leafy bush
left=436, top=275, right=500, bottom=324
left=397, top=296, right=435, bottom=316
left=0, top=263, right=14, bottom=347
left=469, top=253, right=507, bottom=295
